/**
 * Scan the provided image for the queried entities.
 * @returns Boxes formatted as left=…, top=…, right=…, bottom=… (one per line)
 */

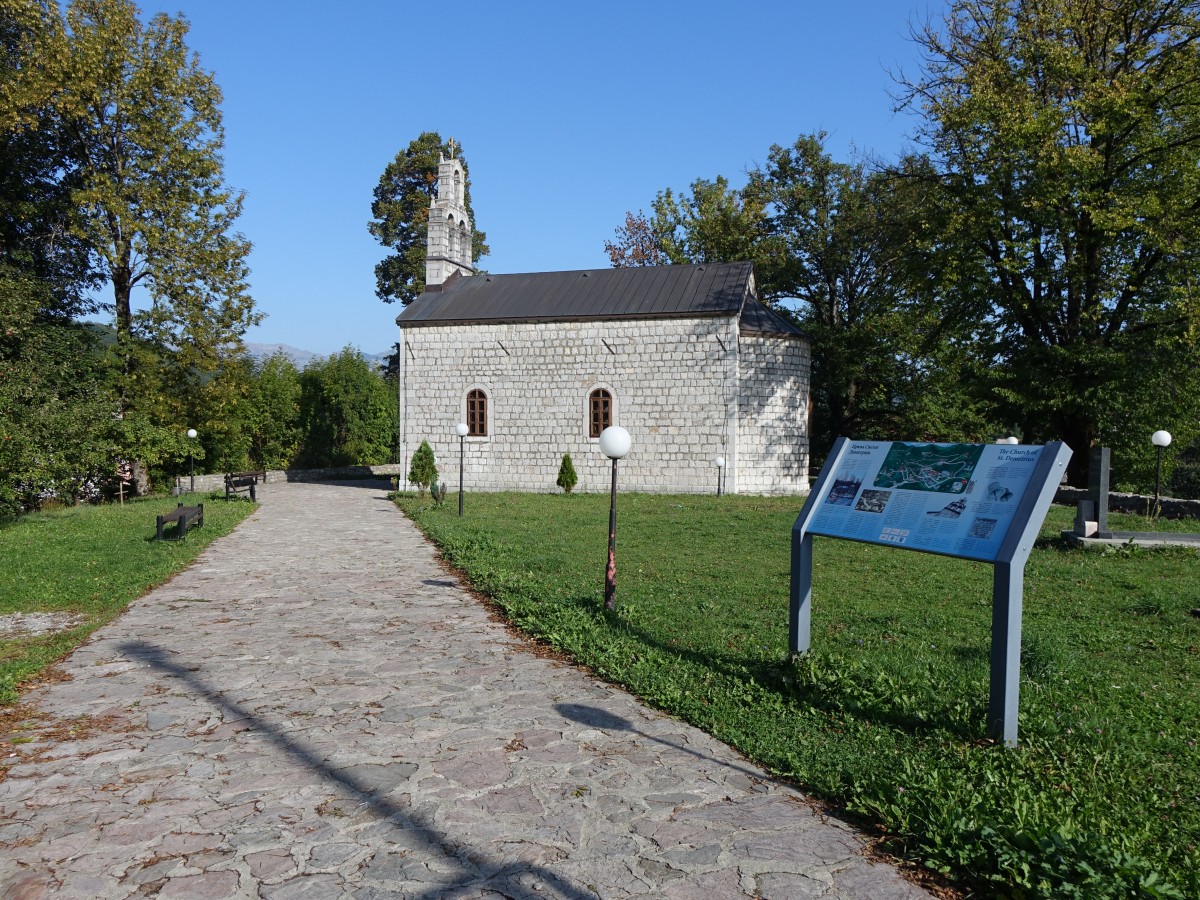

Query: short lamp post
left=455, top=422, right=468, bottom=516
left=186, top=428, right=198, bottom=493
left=714, top=456, right=725, bottom=496
left=1152, top=429, right=1172, bottom=516
left=599, top=426, right=631, bottom=610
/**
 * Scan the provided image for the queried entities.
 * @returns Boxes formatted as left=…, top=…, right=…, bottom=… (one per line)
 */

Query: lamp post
left=456, top=422, right=468, bottom=516
left=599, top=425, right=631, bottom=610
left=1152, top=429, right=1172, bottom=515
left=714, top=456, right=725, bottom=496
left=186, top=428, right=197, bottom=493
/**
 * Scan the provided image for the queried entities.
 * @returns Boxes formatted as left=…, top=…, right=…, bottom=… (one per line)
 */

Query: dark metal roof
left=739, top=299, right=810, bottom=339
left=396, top=262, right=755, bottom=326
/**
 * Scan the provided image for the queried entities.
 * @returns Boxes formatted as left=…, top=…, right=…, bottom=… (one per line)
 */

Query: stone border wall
left=1055, top=486, right=1200, bottom=520
left=176, top=465, right=403, bottom=495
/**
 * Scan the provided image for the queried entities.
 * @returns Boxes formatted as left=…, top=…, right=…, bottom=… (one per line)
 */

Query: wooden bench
left=156, top=503, right=204, bottom=541
left=225, top=470, right=265, bottom=501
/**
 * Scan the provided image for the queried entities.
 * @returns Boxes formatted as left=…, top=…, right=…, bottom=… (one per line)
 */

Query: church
left=395, top=153, right=812, bottom=495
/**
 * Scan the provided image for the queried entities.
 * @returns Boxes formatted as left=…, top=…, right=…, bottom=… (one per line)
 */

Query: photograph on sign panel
left=854, top=489, right=892, bottom=514
left=825, top=475, right=862, bottom=506
left=873, top=442, right=985, bottom=494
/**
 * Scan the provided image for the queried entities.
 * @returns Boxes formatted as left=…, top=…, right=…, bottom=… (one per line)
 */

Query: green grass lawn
left=0, top=493, right=256, bottom=703
left=395, top=491, right=1200, bottom=899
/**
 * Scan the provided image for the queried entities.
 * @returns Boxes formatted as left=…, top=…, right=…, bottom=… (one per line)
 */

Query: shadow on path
left=118, top=640, right=598, bottom=900
left=553, top=702, right=784, bottom=789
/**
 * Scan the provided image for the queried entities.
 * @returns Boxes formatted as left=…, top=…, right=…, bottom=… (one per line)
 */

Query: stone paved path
left=0, top=482, right=931, bottom=899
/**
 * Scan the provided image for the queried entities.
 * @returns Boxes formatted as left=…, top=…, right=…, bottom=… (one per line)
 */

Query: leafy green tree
left=408, top=440, right=437, bottom=495
left=0, top=265, right=120, bottom=513
left=246, top=351, right=302, bottom=470
left=898, top=0, right=1200, bottom=483
left=368, top=131, right=489, bottom=305
left=298, top=348, right=396, bottom=468
left=608, top=135, right=988, bottom=454
left=0, top=0, right=259, bottom=395
left=556, top=453, right=578, bottom=493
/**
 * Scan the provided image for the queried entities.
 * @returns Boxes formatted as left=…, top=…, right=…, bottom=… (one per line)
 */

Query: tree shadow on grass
left=118, top=640, right=600, bottom=900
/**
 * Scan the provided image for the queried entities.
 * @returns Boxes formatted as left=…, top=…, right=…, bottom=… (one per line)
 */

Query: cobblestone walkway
left=0, top=481, right=930, bottom=899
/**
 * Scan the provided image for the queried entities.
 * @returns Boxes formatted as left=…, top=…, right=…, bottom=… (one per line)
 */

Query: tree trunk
left=1058, top=416, right=1095, bottom=487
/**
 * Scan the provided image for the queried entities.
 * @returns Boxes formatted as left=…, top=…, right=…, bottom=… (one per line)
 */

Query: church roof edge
left=397, top=262, right=756, bottom=327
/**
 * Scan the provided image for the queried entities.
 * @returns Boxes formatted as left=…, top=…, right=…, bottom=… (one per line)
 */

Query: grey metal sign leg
left=789, top=530, right=813, bottom=657
left=989, top=560, right=1023, bottom=747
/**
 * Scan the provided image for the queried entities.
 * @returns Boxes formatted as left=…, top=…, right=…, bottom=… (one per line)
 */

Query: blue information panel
left=807, top=441, right=1044, bottom=562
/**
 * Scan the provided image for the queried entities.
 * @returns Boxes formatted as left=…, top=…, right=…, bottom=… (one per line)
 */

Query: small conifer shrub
left=556, top=453, right=578, bottom=493
left=409, top=441, right=437, bottom=495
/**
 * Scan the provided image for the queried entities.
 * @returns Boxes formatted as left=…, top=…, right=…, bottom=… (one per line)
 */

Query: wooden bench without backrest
left=225, top=470, right=265, bottom=501
left=156, top=503, right=204, bottom=541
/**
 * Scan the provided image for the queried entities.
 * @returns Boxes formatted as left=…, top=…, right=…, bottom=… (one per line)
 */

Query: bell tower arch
left=425, top=142, right=475, bottom=287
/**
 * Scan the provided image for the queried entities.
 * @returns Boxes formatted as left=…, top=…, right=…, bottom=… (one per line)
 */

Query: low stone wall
left=175, top=464, right=403, bottom=495
left=1055, top=486, right=1200, bottom=520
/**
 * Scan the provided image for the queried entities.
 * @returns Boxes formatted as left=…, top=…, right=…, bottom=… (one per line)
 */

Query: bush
left=556, top=453, right=578, bottom=493
left=409, top=440, right=437, bottom=494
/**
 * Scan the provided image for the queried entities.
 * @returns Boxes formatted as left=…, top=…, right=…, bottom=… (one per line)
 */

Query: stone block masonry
left=399, top=316, right=810, bottom=495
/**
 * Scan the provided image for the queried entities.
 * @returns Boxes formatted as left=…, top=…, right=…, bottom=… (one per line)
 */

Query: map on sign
left=806, top=441, right=1044, bottom=562
left=872, top=443, right=984, bottom=494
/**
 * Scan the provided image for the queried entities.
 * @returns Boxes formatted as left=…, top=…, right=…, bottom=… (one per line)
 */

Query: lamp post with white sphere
left=1152, top=430, right=1172, bottom=515
left=456, top=422, right=468, bottom=516
left=714, top=456, right=725, bottom=496
left=186, top=428, right=198, bottom=493
left=598, top=426, right=631, bottom=610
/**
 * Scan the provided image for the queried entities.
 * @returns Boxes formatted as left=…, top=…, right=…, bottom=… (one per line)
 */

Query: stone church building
left=395, top=153, right=812, bottom=494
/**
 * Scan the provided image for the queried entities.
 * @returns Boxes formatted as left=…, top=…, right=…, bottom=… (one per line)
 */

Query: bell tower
left=425, top=140, right=474, bottom=288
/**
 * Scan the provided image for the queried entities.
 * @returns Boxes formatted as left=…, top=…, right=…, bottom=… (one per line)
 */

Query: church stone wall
left=736, top=333, right=811, bottom=494
left=400, top=317, right=744, bottom=494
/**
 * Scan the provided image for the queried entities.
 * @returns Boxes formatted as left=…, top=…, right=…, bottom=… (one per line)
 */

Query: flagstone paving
left=0, top=481, right=932, bottom=899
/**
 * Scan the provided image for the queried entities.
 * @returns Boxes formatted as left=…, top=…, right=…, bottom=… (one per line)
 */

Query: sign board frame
left=789, top=437, right=1072, bottom=746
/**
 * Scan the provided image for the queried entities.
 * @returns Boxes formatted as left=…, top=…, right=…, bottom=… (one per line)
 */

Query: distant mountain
left=244, top=342, right=390, bottom=370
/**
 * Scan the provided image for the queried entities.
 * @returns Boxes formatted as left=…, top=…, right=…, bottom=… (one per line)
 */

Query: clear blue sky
left=151, top=0, right=947, bottom=356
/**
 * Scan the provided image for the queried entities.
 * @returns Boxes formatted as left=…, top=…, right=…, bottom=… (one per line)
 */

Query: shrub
left=409, top=440, right=437, bottom=494
left=556, top=453, right=578, bottom=493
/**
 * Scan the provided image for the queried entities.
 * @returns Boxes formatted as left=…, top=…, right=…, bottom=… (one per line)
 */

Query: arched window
left=458, top=221, right=469, bottom=265
left=589, top=388, right=612, bottom=438
left=447, top=215, right=458, bottom=258
left=453, top=169, right=462, bottom=203
left=467, top=389, right=488, bottom=436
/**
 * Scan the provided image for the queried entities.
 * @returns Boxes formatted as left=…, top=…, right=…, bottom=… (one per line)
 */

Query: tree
left=899, top=0, right=1200, bottom=483
left=0, top=0, right=258, bottom=395
left=298, top=348, right=396, bottom=468
left=603, top=210, right=669, bottom=267
left=607, top=136, right=989, bottom=455
left=556, top=452, right=578, bottom=493
left=749, top=135, right=973, bottom=451
left=246, top=351, right=302, bottom=470
left=634, top=176, right=788, bottom=299
left=368, top=131, right=489, bottom=305
left=408, top=440, right=437, bottom=495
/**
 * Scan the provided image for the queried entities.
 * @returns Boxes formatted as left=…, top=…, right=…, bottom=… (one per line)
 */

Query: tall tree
left=607, top=137, right=988, bottom=453
left=899, top=0, right=1200, bottom=483
left=0, top=0, right=258, bottom=388
left=368, top=131, right=488, bottom=305
left=750, top=135, right=989, bottom=451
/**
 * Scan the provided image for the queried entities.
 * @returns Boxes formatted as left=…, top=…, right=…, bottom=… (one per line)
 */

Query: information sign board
left=790, top=437, right=1072, bottom=746
left=807, top=441, right=1045, bottom=562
